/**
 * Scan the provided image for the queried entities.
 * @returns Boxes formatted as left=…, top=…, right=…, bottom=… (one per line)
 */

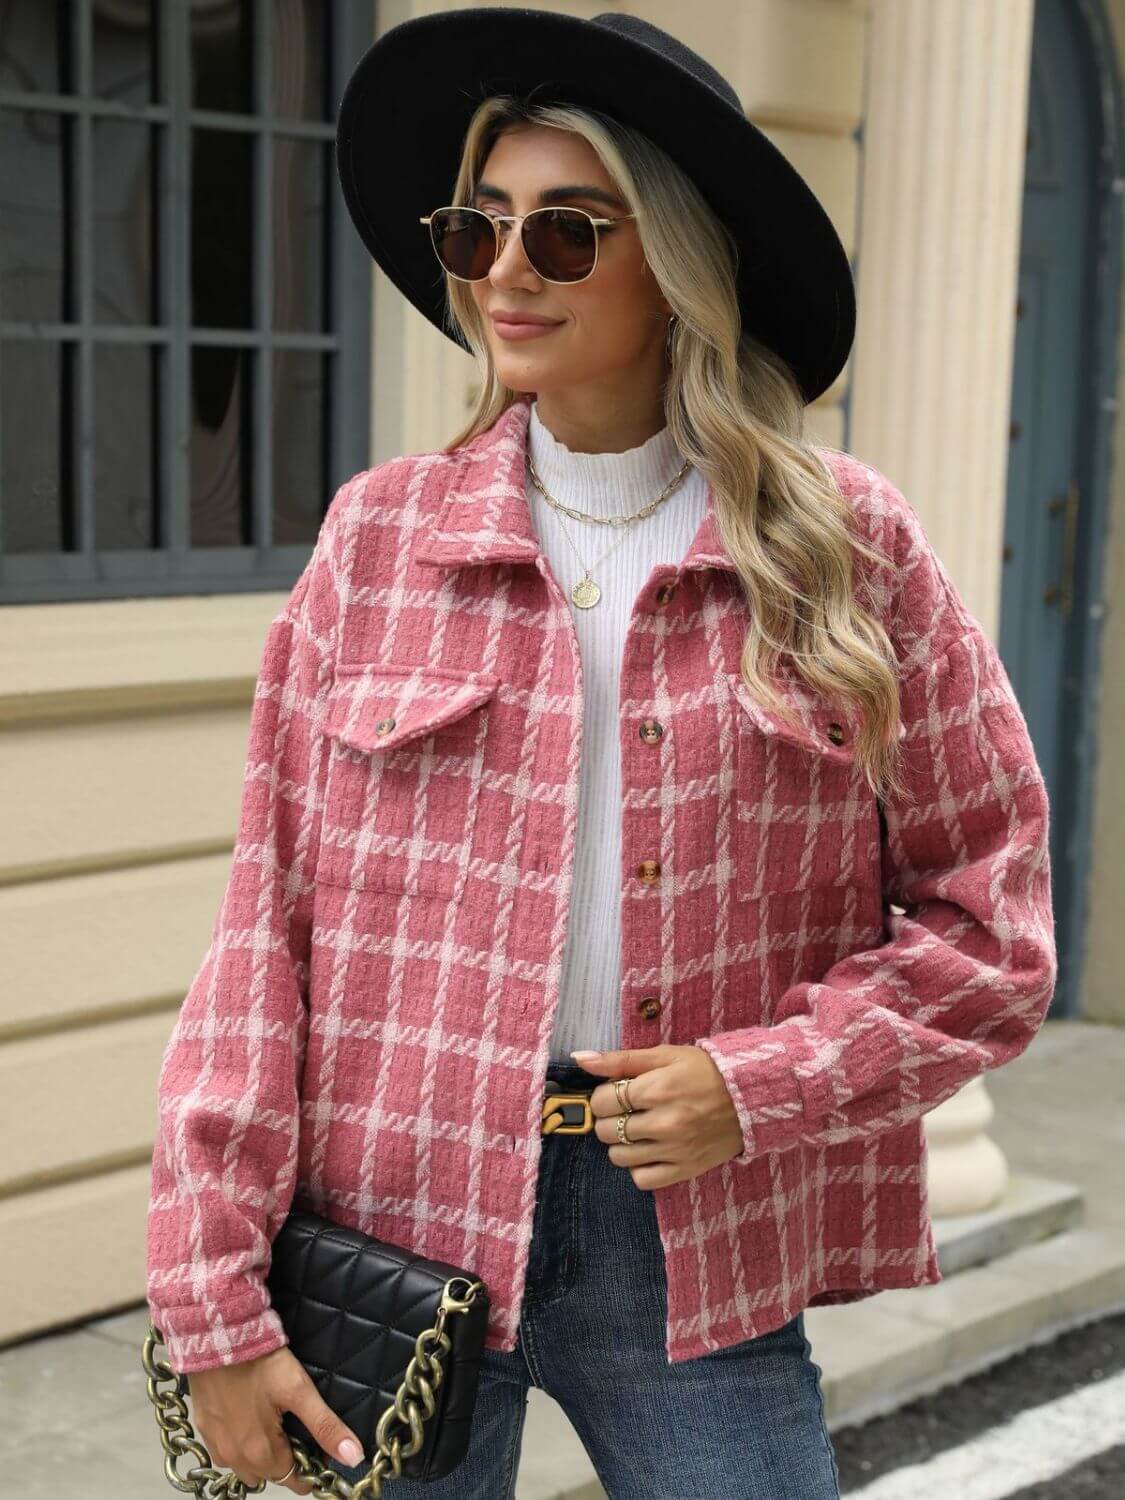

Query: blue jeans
left=326, top=1060, right=841, bottom=1498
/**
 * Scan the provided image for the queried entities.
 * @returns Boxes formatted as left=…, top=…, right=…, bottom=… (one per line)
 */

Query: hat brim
left=336, top=7, right=854, bottom=404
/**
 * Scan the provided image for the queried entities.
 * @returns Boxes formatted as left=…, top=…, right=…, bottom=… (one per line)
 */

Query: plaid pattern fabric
left=146, top=393, right=1056, bottom=1371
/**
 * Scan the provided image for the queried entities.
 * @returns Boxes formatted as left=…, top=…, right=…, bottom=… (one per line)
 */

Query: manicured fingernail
left=570, top=1051, right=600, bottom=1061
left=338, top=1438, right=363, bottom=1465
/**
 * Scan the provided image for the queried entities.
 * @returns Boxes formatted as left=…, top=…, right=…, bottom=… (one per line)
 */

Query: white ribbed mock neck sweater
left=524, top=398, right=709, bottom=1062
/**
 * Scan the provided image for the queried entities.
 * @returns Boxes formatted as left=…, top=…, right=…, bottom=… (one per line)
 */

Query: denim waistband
left=545, top=1058, right=604, bottom=1090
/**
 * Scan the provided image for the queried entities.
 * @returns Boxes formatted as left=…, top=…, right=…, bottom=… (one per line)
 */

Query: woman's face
left=467, top=124, right=672, bottom=403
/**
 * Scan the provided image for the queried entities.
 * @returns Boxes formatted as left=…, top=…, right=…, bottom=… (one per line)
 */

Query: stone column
left=849, top=0, right=1035, bottom=1214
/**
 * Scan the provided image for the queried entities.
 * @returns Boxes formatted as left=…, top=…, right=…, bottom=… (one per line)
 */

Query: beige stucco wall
left=3, top=0, right=1120, bottom=1349
left=1, top=595, right=288, bottom=1339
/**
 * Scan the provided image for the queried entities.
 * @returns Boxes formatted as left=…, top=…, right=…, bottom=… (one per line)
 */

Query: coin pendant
left=570, top=577, right=601, bottom=608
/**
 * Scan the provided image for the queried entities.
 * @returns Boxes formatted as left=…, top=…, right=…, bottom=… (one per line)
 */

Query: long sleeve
left=697, top=474, right=1057, bottom=1164
left=145, top=484, right=349, bottom=1373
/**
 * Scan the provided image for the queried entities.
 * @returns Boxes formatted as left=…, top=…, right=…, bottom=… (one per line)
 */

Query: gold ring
left=270, top=1456, right=298, bottom=1485
left=617, top=1112, right=633, bottom=1145
left=613, top=1078, right=633, bottom=1113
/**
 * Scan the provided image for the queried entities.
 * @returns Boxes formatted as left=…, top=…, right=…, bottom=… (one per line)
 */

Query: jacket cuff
left=695, top=1026, right=815, bottom=1164
left=148, top=1288, right=289, bottom=1374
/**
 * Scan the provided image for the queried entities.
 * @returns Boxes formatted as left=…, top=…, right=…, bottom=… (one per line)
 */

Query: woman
left=145, top=10, right=1056, bottom=1499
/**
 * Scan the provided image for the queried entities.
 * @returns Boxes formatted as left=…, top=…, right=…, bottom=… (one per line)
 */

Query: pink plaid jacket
left=146, top=392, right=1056, bottom=1371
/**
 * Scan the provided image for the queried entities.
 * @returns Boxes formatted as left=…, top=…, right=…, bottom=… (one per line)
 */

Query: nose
left=489, top=217, right=538, bottom=285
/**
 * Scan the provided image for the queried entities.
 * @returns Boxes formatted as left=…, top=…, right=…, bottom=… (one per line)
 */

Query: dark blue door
left=1002, top=0, right=1113, bottom=1017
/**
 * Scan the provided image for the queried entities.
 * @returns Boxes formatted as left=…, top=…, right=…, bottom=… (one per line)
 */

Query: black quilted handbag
left=144, top=1209, right=490, bottom=1498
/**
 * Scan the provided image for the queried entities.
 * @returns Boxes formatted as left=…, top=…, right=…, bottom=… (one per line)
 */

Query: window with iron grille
left=0, top=0, right=373, bottom=603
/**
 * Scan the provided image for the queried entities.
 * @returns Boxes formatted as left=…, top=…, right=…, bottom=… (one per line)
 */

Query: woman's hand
left=187, top=1344, right=367, bottom=1493
left=571, top=1044, right=745, bottom=1187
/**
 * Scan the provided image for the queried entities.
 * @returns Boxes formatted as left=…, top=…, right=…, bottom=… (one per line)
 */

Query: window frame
left=0, top=0, right=373, bottom=603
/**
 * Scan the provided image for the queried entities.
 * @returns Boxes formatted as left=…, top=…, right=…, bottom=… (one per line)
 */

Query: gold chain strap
left=142, top=1278, right=484, bottom=1499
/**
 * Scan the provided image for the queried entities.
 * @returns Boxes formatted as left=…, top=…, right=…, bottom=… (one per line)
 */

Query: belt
left=541, top=1078, right=596, bottom=1135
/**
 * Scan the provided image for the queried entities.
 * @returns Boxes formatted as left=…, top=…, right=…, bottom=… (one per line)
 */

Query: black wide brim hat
left=336, top=7, right=855, bottom=406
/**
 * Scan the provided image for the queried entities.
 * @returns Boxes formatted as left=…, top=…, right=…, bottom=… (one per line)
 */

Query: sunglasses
left=418, top=204, right=637, bottom=285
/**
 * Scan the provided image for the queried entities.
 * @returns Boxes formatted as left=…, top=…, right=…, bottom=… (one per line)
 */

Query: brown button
left=637, top=858, right=661, bottom=884
left=825, top=721, right=846, bottom=745
left=654, top=581, right=677, bottom=606
left=637, top=995, right=662, bottom=1021
left=638, top=718, right=664, bottom=744
left=375, top=716, right=396, bottom=735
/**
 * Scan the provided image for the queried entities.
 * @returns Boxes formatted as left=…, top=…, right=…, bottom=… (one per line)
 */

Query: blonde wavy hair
left=437, top=95, right=908, bottom=803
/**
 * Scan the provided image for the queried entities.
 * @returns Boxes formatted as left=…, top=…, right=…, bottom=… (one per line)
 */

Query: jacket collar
left=413, top=394, right=737, bottom=576
left=412, top=396, right=868, bottom=759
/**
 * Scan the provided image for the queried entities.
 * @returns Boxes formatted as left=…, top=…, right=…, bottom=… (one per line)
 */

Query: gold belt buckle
left=541, top=1084, right=595, bottom=1135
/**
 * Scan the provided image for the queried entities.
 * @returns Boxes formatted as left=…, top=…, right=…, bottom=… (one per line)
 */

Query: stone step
left=812, top=1220, right=1125, bottom=1430
left=930, top=1171, right=1084, bottom=1273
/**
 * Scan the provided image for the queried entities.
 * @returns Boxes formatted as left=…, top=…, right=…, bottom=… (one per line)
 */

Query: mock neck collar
left=414, top=393, right=738, bottom=578
left=527, top=399, right=687, bottom=518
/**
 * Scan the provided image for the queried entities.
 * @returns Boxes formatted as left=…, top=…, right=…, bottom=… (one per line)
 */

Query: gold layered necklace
left=526, top=449, right=693, bottom=609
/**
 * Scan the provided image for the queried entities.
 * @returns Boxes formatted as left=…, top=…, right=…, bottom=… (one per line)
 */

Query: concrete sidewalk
left=1, top=1019, right=1121, bottom=1499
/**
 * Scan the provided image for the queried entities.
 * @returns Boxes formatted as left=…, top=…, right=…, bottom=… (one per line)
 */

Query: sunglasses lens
left=428, top=208, right=496, bottom=280
left=523, top=209, right=598, bottom=281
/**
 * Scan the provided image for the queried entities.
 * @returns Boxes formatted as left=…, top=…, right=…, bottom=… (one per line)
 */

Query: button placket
left=622, top=584, right=676, bottom=1044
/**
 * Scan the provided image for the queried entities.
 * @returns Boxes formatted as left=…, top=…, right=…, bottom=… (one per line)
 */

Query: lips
left=491, top=314, right=562, bottom=327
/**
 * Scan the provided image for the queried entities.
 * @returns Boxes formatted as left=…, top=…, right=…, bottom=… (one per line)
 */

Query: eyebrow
left=471, top=180, right=628, bottom=211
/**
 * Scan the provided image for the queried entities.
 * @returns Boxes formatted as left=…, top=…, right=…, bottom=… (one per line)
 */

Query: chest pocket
left=316, top=662, right=501, bottom=899
left=729, top=674, right=882, bottom=899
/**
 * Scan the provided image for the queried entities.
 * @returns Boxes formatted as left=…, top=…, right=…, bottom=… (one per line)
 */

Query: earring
left=665, top=314, right=679, bottom=356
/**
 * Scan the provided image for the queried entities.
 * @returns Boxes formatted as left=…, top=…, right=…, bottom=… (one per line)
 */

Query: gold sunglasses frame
left=418, top=204, right=638, bottom=285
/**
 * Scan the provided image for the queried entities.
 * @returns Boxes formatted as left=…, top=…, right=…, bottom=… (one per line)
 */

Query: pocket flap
left=326, top=663, right=501, bottom=752
left=730, top=673, right=864, bottom=766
